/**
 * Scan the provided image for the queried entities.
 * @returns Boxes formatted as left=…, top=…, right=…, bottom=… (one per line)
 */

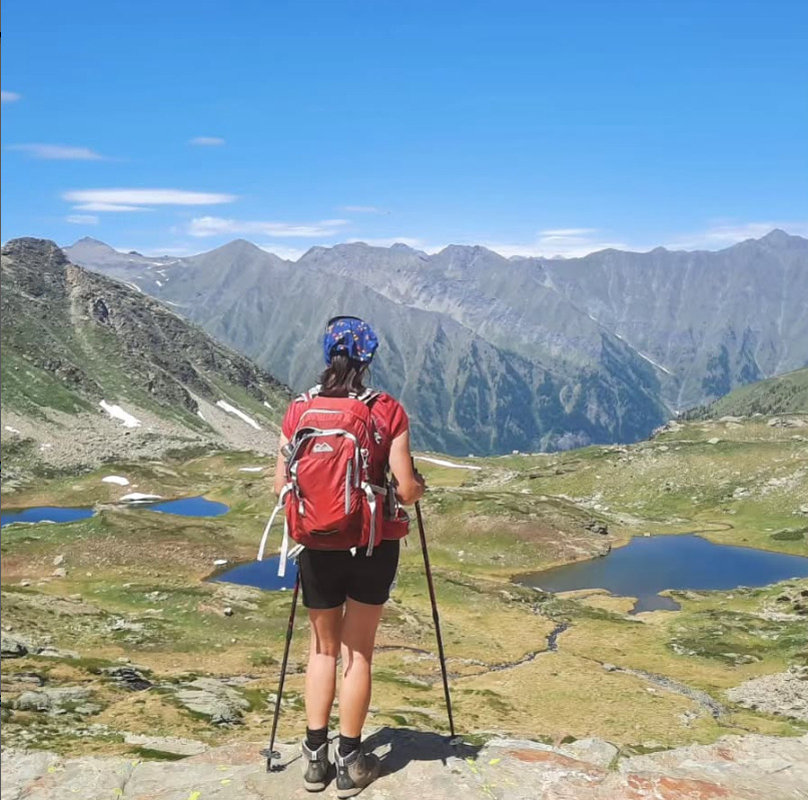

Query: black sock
left=339, top=734, right=361, bottom=757
left=306, top=726, right=328, bottom=750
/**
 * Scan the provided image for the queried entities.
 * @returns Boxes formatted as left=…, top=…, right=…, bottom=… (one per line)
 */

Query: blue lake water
left=146, top=496, right=229, bottom=518
left=1, top=496, right=229, bottom=528
left=211, top=556, right=298, bottom=591
left=0, top=506, right=95, bottom=528
left=518, top=534, right=808, bottom=613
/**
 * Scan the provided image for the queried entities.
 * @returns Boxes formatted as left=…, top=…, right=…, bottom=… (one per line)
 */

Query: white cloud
left=64, top=188, right=237, bottom=206
left=347, top=237, right=425, bottom=249
left=188, top=216, right=350, bottom=238
left=73, top=202, right=152, bottom=212
left=1, top=91, right=21, bottom=103
left=665, top=220, right=808, bottom=250
left=341, top=205, right=386, bottom=214
left=190, top=136, right=226, bottom=146
left=66, top=214, right=100, bottom=225
left=478, top=229, right=630, bottom=258
left=474, top=221, right=808, bottom=258
left=257, top=244, right=309, bottom=261
left=9, top=143, right=107, bottom=160
left=539, top=227, right=599, bottom=237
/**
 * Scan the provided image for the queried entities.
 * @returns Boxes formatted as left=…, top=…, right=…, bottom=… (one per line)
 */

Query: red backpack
left=257, top=389, right=386, bottom=575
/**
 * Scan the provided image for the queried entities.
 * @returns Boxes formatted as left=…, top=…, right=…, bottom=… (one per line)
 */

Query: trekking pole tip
left=260, top=748, right=283, bottom=772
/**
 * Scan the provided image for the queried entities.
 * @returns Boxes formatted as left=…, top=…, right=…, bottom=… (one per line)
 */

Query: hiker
left=272, top=315, right=425, bottom=797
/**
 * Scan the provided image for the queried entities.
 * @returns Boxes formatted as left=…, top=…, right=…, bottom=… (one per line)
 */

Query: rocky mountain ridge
left=1, top=238, right=289, bottom=480
left=65, top=231, right=808, bottom=455
left=66, top=239, right=670, bottom=455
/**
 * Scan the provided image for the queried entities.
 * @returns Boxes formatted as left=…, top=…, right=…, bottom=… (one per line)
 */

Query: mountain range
left=1, top=238, right=288, bottom=480
left=64, top=230, right=808, bottom=455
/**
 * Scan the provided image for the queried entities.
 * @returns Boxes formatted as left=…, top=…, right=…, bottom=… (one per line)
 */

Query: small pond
left=146, top=496, right=229, bottom=518
left=0, top=496, right=229, bottom=528
left=0, top=507, right=95, bottom=528
left=210, top=556, right=298, bottom=591
left=517, top=534, right=808, bottom=613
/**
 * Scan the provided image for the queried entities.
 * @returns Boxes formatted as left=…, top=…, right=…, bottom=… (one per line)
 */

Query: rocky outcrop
left=726, top=666, right=808, bottom=722
left=14, top=685, right=93, bottom=710
left=0, top=632, right=77, bottom=661
left=2, top=728, right=807, bottom=800
left=172, top=677, right=251, bottom=725
left=1, top=634, right=29, bottom=659
left=1, top=238, right=290, bottom=478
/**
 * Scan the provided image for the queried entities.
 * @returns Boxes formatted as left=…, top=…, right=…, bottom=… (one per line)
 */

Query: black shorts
left=298, top=539, right=400, bottom=609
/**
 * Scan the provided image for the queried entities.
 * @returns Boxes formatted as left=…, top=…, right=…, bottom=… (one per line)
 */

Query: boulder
left=1, top=634, right=29, bottom=658
left=102, top=666, right=153, bottom=691
left=15, top=691, right=52, bottom=712
left=768, top=416, right=806, bottom=428
left=584, top=520, right=609, bottom=536
left=559, top=738, right=619, bottom=769
left=14, top=685, right=92, bottom=713
left=173, top=677, right=250, bottom=725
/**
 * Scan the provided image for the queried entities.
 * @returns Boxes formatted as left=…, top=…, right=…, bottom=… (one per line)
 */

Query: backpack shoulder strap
left=355, top=388, right=381, bottom=406
left=295, top=384, right=322, bottom=403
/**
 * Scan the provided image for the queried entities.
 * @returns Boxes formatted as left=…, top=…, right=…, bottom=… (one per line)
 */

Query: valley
left=1, top=236, right=806, bottom=797
left=2, top=414, right=806, bottom=765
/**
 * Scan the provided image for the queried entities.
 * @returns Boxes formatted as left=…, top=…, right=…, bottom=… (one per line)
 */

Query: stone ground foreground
left=3, top=728, right=807, bottom=800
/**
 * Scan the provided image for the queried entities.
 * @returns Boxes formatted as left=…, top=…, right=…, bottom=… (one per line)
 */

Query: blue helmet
left=323, top=316, right=379, bottom=365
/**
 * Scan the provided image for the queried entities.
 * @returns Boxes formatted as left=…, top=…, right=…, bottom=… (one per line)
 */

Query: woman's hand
left=388, top=430, right=426, bottom=504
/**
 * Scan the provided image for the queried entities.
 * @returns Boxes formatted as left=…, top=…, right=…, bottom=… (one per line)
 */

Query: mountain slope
left=66, top=240, right=668, bottom=455
left=687, top=366, right=808, bottom=418
left=1, top=238, right=289, bottom=479
left=64, top=230, right=807, bottom=455
left=540, top=230, right=808, bottom=410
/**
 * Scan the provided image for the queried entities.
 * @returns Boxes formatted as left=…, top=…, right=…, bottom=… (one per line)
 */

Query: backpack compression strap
left=296, top=386, right=380, bottom=404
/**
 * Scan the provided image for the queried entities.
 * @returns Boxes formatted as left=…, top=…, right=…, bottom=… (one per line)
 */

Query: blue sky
left=3, top=0, right=807, bottom=258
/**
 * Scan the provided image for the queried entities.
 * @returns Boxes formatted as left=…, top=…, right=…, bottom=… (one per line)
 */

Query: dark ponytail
left=319, top=353, right=368, bottom=397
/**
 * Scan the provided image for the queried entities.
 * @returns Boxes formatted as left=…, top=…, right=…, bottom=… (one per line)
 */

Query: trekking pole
left=262, top=570, right=301, bottom=772
left=413, top=495, right=459, bottom=744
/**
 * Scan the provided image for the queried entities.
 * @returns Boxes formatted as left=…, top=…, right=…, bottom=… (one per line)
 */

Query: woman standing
left=273, top=316, right=425, bottom=797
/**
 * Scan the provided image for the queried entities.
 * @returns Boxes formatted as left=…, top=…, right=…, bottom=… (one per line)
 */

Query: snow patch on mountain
left=99, top=401, right=141, bottom=428
left=416, top=456, right=482, bottom=471
left=216, top=400, right=261, bottom=430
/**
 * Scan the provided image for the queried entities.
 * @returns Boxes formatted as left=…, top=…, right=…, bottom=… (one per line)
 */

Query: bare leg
left=339, top=598, right=384, bottom=737
left=305, top=606, right=343, bottom=729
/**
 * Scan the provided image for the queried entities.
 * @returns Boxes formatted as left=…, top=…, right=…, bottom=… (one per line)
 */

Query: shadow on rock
left=364, top=727, right=482, bottom=778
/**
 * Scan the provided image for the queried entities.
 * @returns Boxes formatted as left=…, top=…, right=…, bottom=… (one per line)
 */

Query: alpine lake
left=1, top=416, right=807, bottom=760
left=0, top=496, right=229, bottom=528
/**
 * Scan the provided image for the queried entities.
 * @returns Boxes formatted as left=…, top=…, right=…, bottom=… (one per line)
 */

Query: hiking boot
left=335, top=748, right=380, bottom=798
left=301, top=741, right=330, bottom=792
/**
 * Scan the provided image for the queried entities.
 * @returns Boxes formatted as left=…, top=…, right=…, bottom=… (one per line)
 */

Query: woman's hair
left=319, top=353, right=368, bottom=397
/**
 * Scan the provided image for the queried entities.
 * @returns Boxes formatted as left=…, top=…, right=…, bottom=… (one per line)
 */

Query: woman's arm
left=273, top=433, right=289, bottom=495
left=388, top=429, right=425, bottom=505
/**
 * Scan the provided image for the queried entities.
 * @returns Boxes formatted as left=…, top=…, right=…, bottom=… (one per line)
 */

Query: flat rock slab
left=3, top=730, right=807, bottom=800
